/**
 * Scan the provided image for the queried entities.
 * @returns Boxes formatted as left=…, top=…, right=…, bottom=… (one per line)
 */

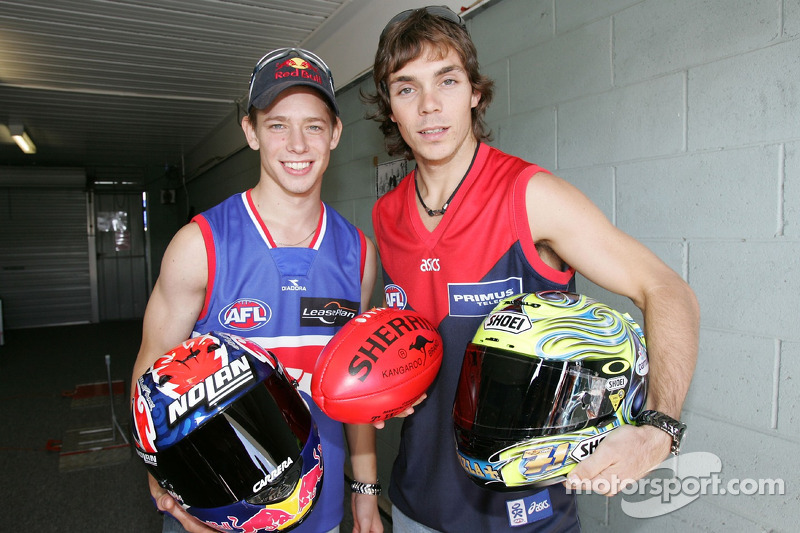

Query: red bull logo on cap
left=275, top=56, right=323, bottom=85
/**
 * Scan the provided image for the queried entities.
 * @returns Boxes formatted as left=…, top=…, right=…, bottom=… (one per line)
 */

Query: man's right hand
left=371, top=393, right=427, bottom=429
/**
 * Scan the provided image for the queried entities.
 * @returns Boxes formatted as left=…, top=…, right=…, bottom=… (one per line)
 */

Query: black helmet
left=132, top=332, right=323, bottom=531
left=453, top=291, right=648, bottom=489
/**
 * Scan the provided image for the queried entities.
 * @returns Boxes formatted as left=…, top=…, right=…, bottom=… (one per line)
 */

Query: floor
left=0, top=320, right=392, bottom=532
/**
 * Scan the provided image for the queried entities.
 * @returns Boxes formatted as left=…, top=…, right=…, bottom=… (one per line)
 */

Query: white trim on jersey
left=240, top=191, right=271, bottom=247
left=248, top=334, right=334, bottom=349
left=241, top=192, right=329, bottom=251
left=312, top=203, right=327, bottom=251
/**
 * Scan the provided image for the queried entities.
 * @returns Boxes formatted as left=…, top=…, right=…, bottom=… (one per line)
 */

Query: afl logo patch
left=384, top=284, right=407, bottom=310
left=219, top=299, right=272, bottom=331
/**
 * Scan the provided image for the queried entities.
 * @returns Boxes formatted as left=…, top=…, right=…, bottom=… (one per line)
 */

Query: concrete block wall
left=325, top=0, right=800, bottom=530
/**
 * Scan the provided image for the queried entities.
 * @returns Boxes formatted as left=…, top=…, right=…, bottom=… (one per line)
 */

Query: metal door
left=0, top=187, right=93, bottom=328
left=92, top=191, right=148, bottom=321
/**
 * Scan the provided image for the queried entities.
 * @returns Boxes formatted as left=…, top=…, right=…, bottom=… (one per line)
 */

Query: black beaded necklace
left=413, top=143, right=480, bottom=217
left=414, top=171, right=468, bottom=217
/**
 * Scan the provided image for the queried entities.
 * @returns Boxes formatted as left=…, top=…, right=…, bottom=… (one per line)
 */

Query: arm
left=130, top=222, right=208, bottom=389
left=130, top=222, right=217, bottom=532
left=345, top=423, right=383, bottom=533
left=360, top=235, right=378, bottom=313
left=345, top=236, right=383, bottom=533
left=526, top=172, right=700, bottom=494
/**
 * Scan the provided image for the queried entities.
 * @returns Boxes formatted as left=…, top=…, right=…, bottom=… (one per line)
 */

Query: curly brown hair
left=362, top=8, right=494, bottom=160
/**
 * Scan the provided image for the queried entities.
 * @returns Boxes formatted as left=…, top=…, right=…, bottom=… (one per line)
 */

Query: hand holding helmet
left=452, top=291, right=649, bottom=490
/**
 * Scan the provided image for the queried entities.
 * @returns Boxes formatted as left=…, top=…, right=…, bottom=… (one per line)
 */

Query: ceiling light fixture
left=9, top=123, right=37, bottom=154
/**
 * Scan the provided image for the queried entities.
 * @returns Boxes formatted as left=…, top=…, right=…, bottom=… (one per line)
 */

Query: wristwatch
left=635, top=410, right=687, bottom=456
left=350, top=479, right=382, bottom=496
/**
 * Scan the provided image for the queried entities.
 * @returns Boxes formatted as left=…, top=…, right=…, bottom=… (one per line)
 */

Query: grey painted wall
left=161, top=0, right=799, bottom=530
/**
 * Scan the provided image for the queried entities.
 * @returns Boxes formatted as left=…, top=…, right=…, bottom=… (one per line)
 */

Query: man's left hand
left=565, top=424, right=672, bottom=496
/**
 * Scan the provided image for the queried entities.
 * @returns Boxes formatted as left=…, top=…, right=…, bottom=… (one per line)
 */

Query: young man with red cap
left=367, top=7, right=699, bottom=532
left=132, top=48, right=383, bottom=533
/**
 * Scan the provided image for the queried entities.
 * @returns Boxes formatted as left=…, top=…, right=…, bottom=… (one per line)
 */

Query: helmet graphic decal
left=149, top=334, right=229, bottom=398
left=132, top=378, right=157, bottom=454
left=216, top=444, right=323, bottom=532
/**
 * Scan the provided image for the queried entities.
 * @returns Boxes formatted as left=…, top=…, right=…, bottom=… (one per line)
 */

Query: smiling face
left=387, top=46, right=480, bottom=169
left=242, top=86, right=342, bottom=197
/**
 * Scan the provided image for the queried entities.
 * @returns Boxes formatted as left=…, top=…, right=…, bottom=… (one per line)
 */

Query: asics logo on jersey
left=420, top=258, right=440, bottom=272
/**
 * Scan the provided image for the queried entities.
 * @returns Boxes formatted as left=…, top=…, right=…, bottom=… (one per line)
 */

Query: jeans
left=161, top=513, right=184, bottom=533
left=391, top=505, right=441, bottom=533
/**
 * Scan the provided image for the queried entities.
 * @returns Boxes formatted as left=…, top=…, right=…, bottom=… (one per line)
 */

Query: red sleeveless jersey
left=372, top=143, right=580, bottom=532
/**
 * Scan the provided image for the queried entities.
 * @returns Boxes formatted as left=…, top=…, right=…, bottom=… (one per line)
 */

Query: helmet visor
left=148, top=372, right=312, bottom=508
left=453, top=343, right=612, bottom=439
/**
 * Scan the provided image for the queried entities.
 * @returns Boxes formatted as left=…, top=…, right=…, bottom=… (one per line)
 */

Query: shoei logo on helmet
left=167, top=357, right=255, bottom=426
left=606, top=376, right=628, bottom=391
left=483, top=311, right=532, bottom=334
left=219, top=298, right=272, bottom=331
left=570, top=431, right=613, bottom=462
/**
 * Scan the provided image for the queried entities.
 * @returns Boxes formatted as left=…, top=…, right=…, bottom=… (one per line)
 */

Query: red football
left=311, top=307, right=443, bottom=424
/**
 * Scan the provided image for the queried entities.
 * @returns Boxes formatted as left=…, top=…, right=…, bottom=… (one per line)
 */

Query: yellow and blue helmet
left=452, top=291, right=648, bottom=490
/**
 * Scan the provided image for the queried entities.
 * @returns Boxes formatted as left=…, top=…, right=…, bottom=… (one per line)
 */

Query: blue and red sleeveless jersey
left=191, top=189, right=366, bottom=532
left=372, top=143, right=579, bottom=532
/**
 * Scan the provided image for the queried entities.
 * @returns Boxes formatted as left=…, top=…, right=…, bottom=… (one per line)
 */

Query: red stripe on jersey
left=191, top=215, right=216, bottom=321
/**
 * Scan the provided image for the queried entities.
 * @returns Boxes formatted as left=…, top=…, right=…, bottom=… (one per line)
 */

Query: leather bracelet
left=350, top=479, right=382, bottom=496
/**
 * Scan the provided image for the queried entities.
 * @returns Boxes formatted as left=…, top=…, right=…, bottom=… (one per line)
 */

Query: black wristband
left=635, top=409, right=687, bottom=456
